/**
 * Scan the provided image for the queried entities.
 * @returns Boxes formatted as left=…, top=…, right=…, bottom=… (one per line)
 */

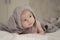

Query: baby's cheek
left=32, top=18, right=35, bottom=22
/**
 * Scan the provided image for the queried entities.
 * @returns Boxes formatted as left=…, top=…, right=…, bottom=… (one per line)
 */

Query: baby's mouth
left=29, top=23, right=32, bottom=25
left=29, top=23, right=31, bottom=25
left=29, top=23, right=34, bottom=26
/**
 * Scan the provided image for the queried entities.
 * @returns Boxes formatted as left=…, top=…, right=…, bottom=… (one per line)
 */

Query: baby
left=20, top=9, right=44, bottom=34
left=0, top=5, right=59, bottom=34
left=13, top=5, right=44, bottom=34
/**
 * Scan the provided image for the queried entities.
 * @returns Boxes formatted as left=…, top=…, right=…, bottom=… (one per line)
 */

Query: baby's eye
left=24, top=19, right=27, bottom=21
left=29, top=15, right=32, bottom=17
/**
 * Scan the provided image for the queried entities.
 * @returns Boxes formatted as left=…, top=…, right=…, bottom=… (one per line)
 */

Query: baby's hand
left=36, top=20, right=45, bottom=34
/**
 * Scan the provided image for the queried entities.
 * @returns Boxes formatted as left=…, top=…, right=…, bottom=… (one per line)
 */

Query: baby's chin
left=23, top=23, right=34, bottom=28
left=24, top=25, right=33, bottom=29
left=29, top=24, right=34, bottom=27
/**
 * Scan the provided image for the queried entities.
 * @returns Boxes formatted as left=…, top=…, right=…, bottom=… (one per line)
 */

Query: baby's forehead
left=20, top=10, right=32, bottom=19
left=22, top=9, right=32, bottom=14
left=21, top=9, right=32, bottom=15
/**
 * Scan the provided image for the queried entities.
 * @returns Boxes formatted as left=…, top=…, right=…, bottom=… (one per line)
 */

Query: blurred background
left=0, top=0, right=60, bottom=23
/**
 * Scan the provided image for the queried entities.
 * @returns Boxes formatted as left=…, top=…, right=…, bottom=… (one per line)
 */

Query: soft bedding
left=0, top=31, right=48, bottom=40
left=0, top=29, right=60, bottom=40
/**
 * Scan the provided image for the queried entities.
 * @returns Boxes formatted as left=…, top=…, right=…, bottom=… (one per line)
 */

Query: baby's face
left=21, top=10, right=35, bottom=28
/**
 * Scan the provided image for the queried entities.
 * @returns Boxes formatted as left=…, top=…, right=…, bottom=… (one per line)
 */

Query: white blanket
left=46, top=29, right=60, bottom=40
left=0, top=30, right=60, bottom=40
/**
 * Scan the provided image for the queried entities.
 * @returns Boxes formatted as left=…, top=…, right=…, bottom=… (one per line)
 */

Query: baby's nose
left=27, top=19, right=30, bottom=22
